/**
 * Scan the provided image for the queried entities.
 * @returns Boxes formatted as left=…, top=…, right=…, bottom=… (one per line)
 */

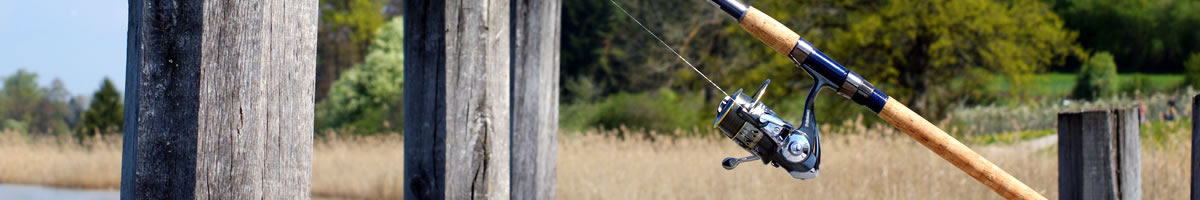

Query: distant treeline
left=307, top=0, right=1200, bottom=134
left=0, top=70, right=123, bottom=137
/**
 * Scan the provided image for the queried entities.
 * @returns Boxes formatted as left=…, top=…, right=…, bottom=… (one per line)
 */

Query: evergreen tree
left=76, top=78, right=124, bottom=136
left=317, top=16, right=404, bottom=134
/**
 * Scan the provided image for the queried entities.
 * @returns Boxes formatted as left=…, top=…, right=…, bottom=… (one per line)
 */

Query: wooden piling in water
left=122, top=0, right=318, bottom=199
left=511, top=0, right=561, bottom=199
left=403, top=0, right=512, bottom=199
left=404, top=0, right=560, bottom=198
left=1192, top=94, right=1199, bottom=200
left=1058, top=108, right=1141, bottom=200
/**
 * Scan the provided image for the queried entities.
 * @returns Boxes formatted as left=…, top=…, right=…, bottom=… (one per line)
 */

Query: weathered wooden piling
left=511, top=0, right=561, bottom=199
left=1058, top=108, right=1141, bottom=200
left=404, top=0, right=560, bottom=199
left=122, top=0, right=317, bottom=199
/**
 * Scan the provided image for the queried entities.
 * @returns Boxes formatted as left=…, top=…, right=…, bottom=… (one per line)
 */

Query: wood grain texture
left=122, top=0, right=316, bottom=199
left=511, top=0, right=560, bottom=199
left=738, top=8, right=799, bottom=56
left=402, top=0, right=447, bottom=199
left=878, top=98, right=1045, bottom=200
left=1059, top=109, right=1141, bottom=200
left=1114, top=109, right=1141, bottom=200
left=405, top=0, right=511, bottom=199
left=1058, top=111, right=1117, bottom=200
left=1058, top=112, right=1082, bottom=200
left=123, top=0, right=204, bottom=198
left=1194, top=95, right=1199, bottom=200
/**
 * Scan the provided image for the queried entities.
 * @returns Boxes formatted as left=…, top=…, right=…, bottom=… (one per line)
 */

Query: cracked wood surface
left=1057, top=109, right=1141, bottom=200
left=122, top=0, right=316, bottom=199
left=511, top=0, right=560, bottom=199
left=405, top=0, right=511, bottom=199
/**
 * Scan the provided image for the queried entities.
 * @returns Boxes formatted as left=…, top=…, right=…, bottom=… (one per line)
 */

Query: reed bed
left=312, top=132, right=405, bottom=199
left=0, top=124, right=1190, bottom=199
left=0, top=131, right=121, bottom=189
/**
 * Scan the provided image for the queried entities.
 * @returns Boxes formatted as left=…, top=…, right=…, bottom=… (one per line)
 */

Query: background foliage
left=0, top=70, right=98, bottom=136
left=317, top=17, right=405, bottom=134
left=1071, top=52, right=1120, bottom=100
left=75, top=78, right=123, bottom=137
left=1051, top=0, right=1200, bottom=73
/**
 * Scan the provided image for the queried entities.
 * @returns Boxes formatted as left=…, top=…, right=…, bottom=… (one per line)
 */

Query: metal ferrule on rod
left=709, top=0, right=888, bottom=112
left=709, top=0, right=748, bottom=21
left=786, top=39, right=888, bottom=112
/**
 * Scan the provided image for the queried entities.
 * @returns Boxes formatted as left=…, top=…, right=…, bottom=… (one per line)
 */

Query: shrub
left=317, top=17, right=404, bottom=134
left=1071, top=52, right=1119, bottom=100
left=560, top=89, right=708, bottom=135
left=1185, top=53, right=1200, bottom=88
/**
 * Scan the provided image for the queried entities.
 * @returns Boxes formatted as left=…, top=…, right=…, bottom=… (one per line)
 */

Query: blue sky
left=0, top=0, right=127, bottom=96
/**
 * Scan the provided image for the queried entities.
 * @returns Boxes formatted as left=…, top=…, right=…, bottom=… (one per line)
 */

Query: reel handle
left=721, top=155, right=759, bottom=170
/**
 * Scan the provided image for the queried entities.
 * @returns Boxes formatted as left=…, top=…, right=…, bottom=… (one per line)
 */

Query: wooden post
left=1058, top=108, right=1141, bottom=200
left=122, top=0, right=317, bottom=199
left=511, top=0, right=560, bottom=199
left=404, top=0, right=512, bottom=199
left=1192, top=94, right=1199, bottom=200
left=1114, top=108, right=1141, bottom=200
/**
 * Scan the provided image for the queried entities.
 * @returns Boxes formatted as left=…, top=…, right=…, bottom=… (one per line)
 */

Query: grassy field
left=0, top=124, right=1191, bottom=199
left=991, top=73, right=1185, bottom=97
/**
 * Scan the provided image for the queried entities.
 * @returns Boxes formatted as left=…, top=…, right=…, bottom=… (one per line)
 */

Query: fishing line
left=609, top=0, right=730, bottom=97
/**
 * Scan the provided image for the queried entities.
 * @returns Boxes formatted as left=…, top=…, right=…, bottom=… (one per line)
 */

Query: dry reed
left=0, top=124, right=1190, bottom=199
left=557, top=125, right=1189, bottom=199
left=312, top=132, right=405, bottom=199
left=0, top=131, right=121, bottom=189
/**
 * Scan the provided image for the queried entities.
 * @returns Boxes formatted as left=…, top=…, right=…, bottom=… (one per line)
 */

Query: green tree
left=76, top=78, right=124, bottom=136
left=1053, top=0, right=1200, bottom=73
left=318, top=17, right=404, bottom=134
left=824, top=0, right=1082, bottom=116
left=1071, top=52, right=1119, bottom=100
left=317, top=0, right=387, bottom=101
left=1184, top=52, right=1200, bottom=88
left=0, top=70, right=70, bottom=134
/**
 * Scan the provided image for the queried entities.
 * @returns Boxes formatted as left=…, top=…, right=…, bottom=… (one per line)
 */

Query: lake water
left=0, top=184, right=118, bottom=200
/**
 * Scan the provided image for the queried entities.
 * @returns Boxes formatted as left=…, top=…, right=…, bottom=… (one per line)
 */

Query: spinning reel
left=714, top=79, right=822, bottom=179
left=711, top=27, right=885, bottom=181
left=616, top=0, right=1045, bottom=197
left=709, top=0, right=888, bottom=180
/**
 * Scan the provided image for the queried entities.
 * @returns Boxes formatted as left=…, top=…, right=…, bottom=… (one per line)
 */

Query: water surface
left=0, top=184, right=118, bottom=200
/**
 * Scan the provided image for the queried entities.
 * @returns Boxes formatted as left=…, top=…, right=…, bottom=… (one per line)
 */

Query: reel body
left=714, top=79, right=821, bottom=179
left=706, top=0, right=889, bottom=181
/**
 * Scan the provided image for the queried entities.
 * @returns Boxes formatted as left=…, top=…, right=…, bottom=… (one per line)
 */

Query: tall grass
left=559, top=126, right=1058, bottom=199
left=0, top=123, right=1190, bottom=199
left=312, top=132, right=404, bottom=199
left=0, top=131, right=121, bottom=189
left=559, top=125, right=1189, bottom=199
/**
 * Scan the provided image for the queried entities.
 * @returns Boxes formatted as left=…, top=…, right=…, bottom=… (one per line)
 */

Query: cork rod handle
left=878, top=98, right=1045, bottom=200
left=738, top=8, right=799, bottom=55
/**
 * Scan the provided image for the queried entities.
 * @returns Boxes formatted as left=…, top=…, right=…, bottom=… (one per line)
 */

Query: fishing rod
left=706, top=0, right=1045, bottom=199
left=607, top=0, right=1044, bottom=199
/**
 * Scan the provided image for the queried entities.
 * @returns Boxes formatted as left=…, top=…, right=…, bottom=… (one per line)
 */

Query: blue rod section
left=710, top=0, right=748, bottom=21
